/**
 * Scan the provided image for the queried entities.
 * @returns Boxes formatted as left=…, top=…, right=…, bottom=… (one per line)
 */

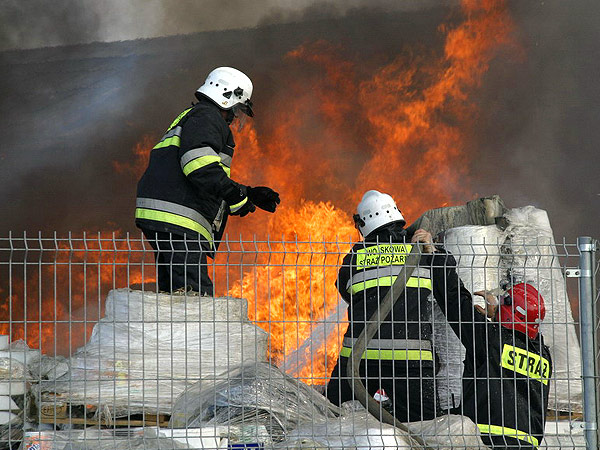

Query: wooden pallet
left=36, top=401, right=170, bottom=427
left=546, top=410, right=583, bottom=421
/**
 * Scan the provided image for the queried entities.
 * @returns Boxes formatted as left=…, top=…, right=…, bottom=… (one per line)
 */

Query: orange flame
left=0, top=232, right=153, bottom=354
left=1, top=1, right=517, bottom=385
left=223, top=0, right=516, bottom=384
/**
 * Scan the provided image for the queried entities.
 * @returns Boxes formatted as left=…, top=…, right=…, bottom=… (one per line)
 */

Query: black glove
left=248, top=186, right=280, bottom=213
left=225, top=185, right=256, bottom=217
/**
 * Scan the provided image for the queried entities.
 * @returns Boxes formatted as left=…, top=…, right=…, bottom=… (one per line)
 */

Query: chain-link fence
left=0, top=232, right=597, bottom=449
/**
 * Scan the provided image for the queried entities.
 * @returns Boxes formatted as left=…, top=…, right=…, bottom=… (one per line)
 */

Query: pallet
left=36, top=401, right=170, bottom=427
left=546, top=410, right=583, bottom=421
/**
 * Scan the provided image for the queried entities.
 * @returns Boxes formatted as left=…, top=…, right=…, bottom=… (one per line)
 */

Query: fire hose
left=345, top=242, right=432, bottom=449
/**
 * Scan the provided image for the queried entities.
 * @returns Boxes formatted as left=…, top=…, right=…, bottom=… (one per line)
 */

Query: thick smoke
left=0, top=0, right=598, bottom=240
left=0, top=0, right=442, bottom=51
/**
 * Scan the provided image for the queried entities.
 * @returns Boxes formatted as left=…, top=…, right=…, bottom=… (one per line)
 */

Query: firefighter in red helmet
left=433, top=270, right=552, bottom=449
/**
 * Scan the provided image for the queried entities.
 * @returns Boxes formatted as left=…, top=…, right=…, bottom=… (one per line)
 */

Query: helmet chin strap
left=224, top=109, right=235, bottom=125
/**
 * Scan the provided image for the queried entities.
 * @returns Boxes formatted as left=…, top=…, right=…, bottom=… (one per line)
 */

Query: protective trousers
left=142, top=230, right=214, bottom=295
left=326, top=356, right=440, bottom=422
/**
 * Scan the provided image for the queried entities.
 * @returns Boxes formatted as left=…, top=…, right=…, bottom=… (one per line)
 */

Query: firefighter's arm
left=179, top=116, right=254, bottom=216
left=335, top=253, right=353, bottom=304
left=430, top=250, right=487, bottom=357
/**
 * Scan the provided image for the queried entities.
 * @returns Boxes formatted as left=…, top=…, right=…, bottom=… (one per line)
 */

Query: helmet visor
left=233, top=99, right=254, bottom=118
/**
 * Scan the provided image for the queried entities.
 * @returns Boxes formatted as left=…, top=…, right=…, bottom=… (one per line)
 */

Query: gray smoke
left=0, top=0, right=443, bottom=51
left=471, top=0, right=600, bottom=239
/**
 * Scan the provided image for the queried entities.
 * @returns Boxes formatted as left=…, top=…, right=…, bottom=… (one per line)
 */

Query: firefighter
left=326, top=190, right=449, bottom=422
left=135, top=67, right=280, bottom=295
left=432, top=265, right=552, bottom=448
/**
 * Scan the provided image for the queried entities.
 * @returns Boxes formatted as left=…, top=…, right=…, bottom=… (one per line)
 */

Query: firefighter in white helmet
left=135, top=67, right=280, bottom=295
left=326, top=190, right=447, bottom=422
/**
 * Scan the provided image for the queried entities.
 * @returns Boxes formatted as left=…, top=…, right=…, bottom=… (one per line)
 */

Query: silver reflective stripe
left=219, top=153, right=232, bottom=167
left=342, top=337, right=432, bottom=351
left=163, top=125, right=182, bottom=140
left=212, top=200, right=227, bottom=233
left=180, top=146, right=219, bottom=168
left=346, top=266, right=431, bottom=291
left=136, top=198, right=213, bottom=232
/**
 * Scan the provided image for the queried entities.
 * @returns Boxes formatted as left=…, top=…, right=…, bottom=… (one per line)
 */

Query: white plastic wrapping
left=21, top=428, right=188, bottom=450
left=403, top=414, right=485, bottom=449
left=440, top=207, right=582, bottom=412
left=436, top=224, right=508, bottom=408
left=171, top=364, right=418, bottom=448
left=35, top=289, right=269, bottom=417
left=170, top=362, right=341, bottom=443
left=279, top=410, right=414, bottom=449
left=503, top=206, right=582, bottom=412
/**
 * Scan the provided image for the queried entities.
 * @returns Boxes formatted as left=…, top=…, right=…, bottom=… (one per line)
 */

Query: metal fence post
left=578, top=236, right=598, bottom=449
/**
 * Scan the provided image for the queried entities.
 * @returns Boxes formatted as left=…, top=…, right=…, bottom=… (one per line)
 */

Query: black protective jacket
left=135, top=100, right=248, bottom=252
left=326, top=225, right=451, bottom=421
left=337, top=226, right=448, bottom=349
left=432, top=255, right=552, bottom=449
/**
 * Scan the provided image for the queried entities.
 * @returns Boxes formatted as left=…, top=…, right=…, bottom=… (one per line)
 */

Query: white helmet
left=354, top=190, right=405, bottom=237
left=196, top=67, right=254, bottom=117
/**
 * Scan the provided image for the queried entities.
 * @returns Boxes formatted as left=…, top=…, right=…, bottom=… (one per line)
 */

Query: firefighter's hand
left=248, top=186, right=280, bottom=213
left=474, top=290, right=499, bottom=319
left=411, top=228, right=435, bottom=253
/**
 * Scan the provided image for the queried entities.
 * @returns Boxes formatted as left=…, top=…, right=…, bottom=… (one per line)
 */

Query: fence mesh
left=0, top=232, right=596, bottom=449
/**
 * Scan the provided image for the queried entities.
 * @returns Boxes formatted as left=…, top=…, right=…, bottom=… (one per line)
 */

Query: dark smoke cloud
left=0, top=0, right=444, bottom=51
left=472, top=0, right=600, bottom=239
left=0, top=1, right=598, bottom=240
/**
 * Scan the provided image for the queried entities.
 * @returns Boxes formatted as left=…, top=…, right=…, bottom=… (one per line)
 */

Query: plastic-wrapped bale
left=502, top=206, right=582, bottom=412
left=431, top=302, right=465, bottom=411
left=435, top=224, right=507, bottom=408
left=442, top=224, right=508, bottom=301
left=433, top=225, right=507, bottom=408
left=0, top=339, right=39, bottom=448
left=279, top=409, right=414, bottom=449
left=22, top=428, right=189, bottom=450
left=403, top=414, right=485, bottom=449
left=440, top=208, right=582, bottom=413
left=170, top=362, right=343, bottom=445
left=35, top=289, right=269, bottom=417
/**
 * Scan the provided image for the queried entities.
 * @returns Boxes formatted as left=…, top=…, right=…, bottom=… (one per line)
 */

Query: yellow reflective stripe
left=229, top=197, right=248, bottom=213
left=500, top=344, right=550, bottom=385
left=182, top=155, right=221, bottom=176
left=477, top=424, right=539, bottom=447
left=153, top=135, right=181, bottom=150
left=167, top=107, right=192, bottom=129
left=349, top=276, right=432, bottom=294
left=219, top=163, right=231, bottom=178
left=135, top=208, right=213, bottom=245
left=355, top=243, right=412, bottom=269
left=339, top=346, right=433, bottom=361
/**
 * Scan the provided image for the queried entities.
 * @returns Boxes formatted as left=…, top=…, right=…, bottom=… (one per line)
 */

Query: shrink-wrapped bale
left=503, top=206, right=582, bottom=412
left=437, top=207, right=582, bottom=412
left=35, top=289, right=269, bottom=417
left=434, top=225, right=507, bottom=408
left=170, top=362, right=340, bottom=443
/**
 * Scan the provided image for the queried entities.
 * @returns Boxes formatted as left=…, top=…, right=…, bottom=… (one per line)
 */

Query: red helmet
left=498, top=283, right=546, bottom=339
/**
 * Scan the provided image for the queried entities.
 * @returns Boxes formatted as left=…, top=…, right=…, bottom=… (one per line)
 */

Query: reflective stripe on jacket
left=135, top=101, right=242, bottom=248
left=334, top=229, right=451, bottom=364
left=339, top=337, right=434, bottom=361
left=477, top=424, right=539, bottom=448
